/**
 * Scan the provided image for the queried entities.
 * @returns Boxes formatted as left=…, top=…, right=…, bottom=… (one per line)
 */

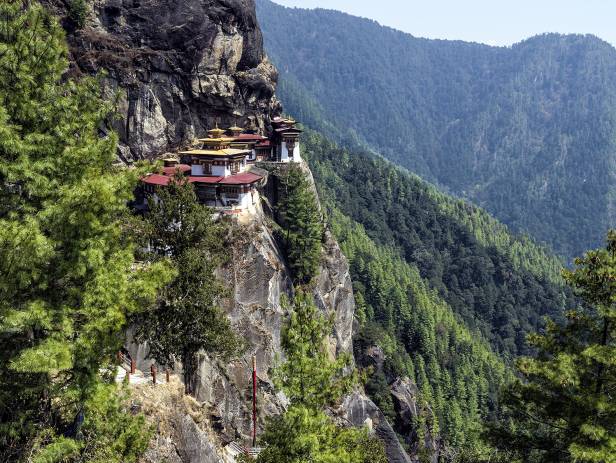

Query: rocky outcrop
left=128, top=197, right=360, bottom=457
left=340, top=392, right=412, bottom=463
left=314, top=229, right=356, bottom=356
left=131, top=378, right=224, bottom=463
left=42, top=0, right=281, bottom=161
left=391, top=378, right=440, bottom=463
left=355, top=339, right=442, bottom=461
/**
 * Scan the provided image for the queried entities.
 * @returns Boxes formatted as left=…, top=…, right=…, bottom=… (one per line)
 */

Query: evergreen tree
left=0, top=2, right=170, bottom=460
left=488, top=231, right=616, bottom=462
left=254, top=405, right=387, bottom=463
left=253, top=290, right=386, bottom=463
left=133, top=177, right=242, bottom=393
left=274, top=290, right=353, bottom=409
left=276, top=164, right=324, bottom=284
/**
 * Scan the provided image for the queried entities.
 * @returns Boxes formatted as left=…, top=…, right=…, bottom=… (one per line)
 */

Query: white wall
left=191, top=164, right=204, bottom=176
left=239, top=192, right=251, bottom=209
left=280, top=141, right=301, bottom=162
left=280, top=142, right=290, bottom=162
left=292, top=142, right=301, bottom=162
left=220, top=189, right=255, bottom=209
left=212, top=164, right=231, bottom=177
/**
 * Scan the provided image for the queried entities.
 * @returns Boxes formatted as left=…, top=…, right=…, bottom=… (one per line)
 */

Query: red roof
left=233, top=133, right=266, bottom=141
left=162, top=164, right=191, bottom=175
left=142, top=174, right=172, bottom=186
left=188, top=176, right=223, bottom=184
left=256, top=140, right=271, bottom=147
left=144, top=172, right=262, bottom=187
left=218, top=172, right=262, bottom=185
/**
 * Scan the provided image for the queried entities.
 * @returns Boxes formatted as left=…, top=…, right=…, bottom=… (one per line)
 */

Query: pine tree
left=488, top=230, right=616, bottom=463
left=276, top=164, right=323, bottom=284
left=253, top=405, right=387, bottom=463
left=252, top=289, right=386, bottom=463
left=0, top=2, right=171, bottom=460
left=273, top=290, right=353, bottom=409
left=133, top=177, right=242, bottom=394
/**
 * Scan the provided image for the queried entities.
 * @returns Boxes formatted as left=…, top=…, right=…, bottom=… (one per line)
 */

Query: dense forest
left=331, top=207, right=508, bottom=459
left=297, top=128, right=584, bottom=458
left=256, top=0, right=616, bottom=261
left=303, top=130, right=573, bottom=359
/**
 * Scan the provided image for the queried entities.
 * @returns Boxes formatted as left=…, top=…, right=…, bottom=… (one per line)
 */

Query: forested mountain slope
left=303, top=130, right=573, bottom=359
left=331, top=207, right=509, bottom=458
left=300, top=129, right=578, bottom=457
left=256, top=0, right=616, bottom=260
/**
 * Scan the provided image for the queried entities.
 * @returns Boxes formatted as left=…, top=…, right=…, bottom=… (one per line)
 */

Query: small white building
left=271, top=117, right=302, bottom=163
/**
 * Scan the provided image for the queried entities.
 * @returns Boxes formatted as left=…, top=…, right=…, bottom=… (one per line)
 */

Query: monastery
left=140, top=117, right=302, bottom=212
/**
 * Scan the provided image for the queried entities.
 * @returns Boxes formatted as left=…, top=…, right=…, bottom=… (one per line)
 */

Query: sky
left=271, top=0, right=616, bottom=48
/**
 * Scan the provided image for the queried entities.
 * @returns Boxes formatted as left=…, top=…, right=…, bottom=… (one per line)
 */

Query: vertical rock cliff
left=126, top=180, right=359, bottom=460
left=40, top=1, right=415, bottom=461
left=125, top=169, right=414, bottom=462
left=41, top=0, right=281, bottom=162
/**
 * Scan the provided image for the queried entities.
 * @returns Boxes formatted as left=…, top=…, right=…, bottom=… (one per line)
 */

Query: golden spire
left=208, top=122, right=226, bottom=139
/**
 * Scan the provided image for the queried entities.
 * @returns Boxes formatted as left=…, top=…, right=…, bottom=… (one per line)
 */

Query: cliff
left=39, top=1, right=419, bottom=460
left=125, top=169, right=414, bottom=462
left=41, top=0, right=281, bottom=162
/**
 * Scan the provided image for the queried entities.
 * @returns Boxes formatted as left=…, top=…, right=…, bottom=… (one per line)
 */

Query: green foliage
left=0, top=2, right=170, bottom=460
left=284, top=128, right=575, bottom=456
left=253, top=405, right=387, bottom=463
left=133, top=177, right=242, bottom=393
left=488, top=231, right=616, bottom=463
left=302, top=130, right=572, bottom=358
left=255, top=288, right=385, bottom=463
left=257, top=0, right=616, bottom=260
left=275, top=164, right=324, bottom=284
left=67, top=0, right=88, bottom=29
left=331, top=208, right=506, bottom=458
left=28, top=383, right=152, bottom=463
left=274, top=290, right=354, bottom=409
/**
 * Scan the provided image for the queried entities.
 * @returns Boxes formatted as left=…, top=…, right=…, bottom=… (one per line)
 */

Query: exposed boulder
left=391, top=378, right=440, bottom=463
left=132, top=377, right=224, bottom=463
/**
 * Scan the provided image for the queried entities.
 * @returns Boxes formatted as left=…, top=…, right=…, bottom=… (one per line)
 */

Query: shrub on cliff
left=67, top=0, right=88, bottom=29
left=250, top=290, right=386, bottom=463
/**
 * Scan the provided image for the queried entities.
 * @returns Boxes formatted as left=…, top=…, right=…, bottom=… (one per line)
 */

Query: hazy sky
left=271, top=0, right=616, bottom=47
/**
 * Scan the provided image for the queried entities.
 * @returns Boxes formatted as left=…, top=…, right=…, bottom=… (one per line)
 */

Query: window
left=224, top=186, right=240, bottom=197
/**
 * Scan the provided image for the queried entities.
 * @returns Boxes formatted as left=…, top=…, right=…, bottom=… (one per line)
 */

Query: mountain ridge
left=257, top=0, right=616, bottom=260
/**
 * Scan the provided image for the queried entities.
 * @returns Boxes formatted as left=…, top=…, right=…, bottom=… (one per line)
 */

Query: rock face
left=355, top=341, right=442, bottom=461
left=340, top=392, right=413, bottom=463
left=131, top=378, right=224, bottom=463
left=128, top=196, right=362, bottom=457
left=42, top=0, right=281, bottom=161
left=391, top=378, right=440, bottom=463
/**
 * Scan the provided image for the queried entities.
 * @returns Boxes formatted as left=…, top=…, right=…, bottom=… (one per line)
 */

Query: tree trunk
left=183, top=350, right=197, bottom=395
